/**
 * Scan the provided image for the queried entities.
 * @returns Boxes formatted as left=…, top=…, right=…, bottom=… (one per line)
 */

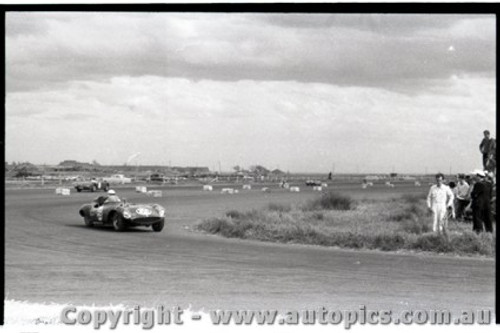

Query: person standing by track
left=455, top=174, right=470, bottom=221
left=470, top=170, right=493, bottom=233
left=427, top=173, right=454, bottom=233
left=479, top=130, right=495, bottom=171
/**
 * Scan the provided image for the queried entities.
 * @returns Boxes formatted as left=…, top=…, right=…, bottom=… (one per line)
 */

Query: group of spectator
left=426, top=130, right=495, bottom=234
left=449, top=170, right=495, bottom=233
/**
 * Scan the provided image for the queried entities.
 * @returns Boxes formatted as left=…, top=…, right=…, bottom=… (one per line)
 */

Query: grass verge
left=196, top=191, right=495, bottom=257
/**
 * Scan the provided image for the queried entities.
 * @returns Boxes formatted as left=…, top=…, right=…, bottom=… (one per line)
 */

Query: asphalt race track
left=5, top=184, right=495, bottom=313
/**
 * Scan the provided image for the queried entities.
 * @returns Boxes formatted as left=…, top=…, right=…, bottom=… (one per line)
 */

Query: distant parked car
left=78, top=194, right=165, bottom=232
left=148, top=173, right=166, bottom=183
left=305, top=179, right=322, bottom=186
left=102, top=174, right=132, bottom=185
left=73, top=178, right=109, bottom=192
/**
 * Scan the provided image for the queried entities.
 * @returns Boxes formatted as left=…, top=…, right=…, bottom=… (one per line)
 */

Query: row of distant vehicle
left=73, top=174, right=131, bottom=192
left=71, top=173, right=189, bottom=192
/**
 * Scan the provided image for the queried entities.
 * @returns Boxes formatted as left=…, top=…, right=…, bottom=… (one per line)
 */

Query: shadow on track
left=64, top=224, right=152, bottom=233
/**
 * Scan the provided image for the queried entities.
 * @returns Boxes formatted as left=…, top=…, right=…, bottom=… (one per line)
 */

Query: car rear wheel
left=152, top=220, right=164, bottom=232
left=76, top=187, right=82, bottom=192
left=111, top=213, right=126, bottom=231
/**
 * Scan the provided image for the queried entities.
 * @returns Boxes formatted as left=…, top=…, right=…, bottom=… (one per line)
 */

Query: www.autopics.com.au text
left=60, top=305, right=493, bottom=329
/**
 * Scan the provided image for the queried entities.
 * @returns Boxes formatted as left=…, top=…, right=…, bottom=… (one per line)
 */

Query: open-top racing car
left=73, top=178, right=110, bottom=192
left=78, top=192, right=165, bottom=232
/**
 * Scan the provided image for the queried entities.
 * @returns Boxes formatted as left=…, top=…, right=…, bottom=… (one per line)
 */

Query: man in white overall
left=426, top=173, right=454, bottom=233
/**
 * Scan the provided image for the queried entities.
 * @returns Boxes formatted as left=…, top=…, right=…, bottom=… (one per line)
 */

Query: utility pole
left=41, top=164, right=45, bottom=186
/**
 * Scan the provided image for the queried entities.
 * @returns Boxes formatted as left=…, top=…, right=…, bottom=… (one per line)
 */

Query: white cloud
left=6, top=74, right=495, bottom=173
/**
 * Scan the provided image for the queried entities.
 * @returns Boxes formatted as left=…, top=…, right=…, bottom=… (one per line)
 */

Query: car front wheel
left=152, top=220, right=164, bottom=232
left=84, top=215, right=94, bottom=227
left=112, top=213, right=126, bottom=231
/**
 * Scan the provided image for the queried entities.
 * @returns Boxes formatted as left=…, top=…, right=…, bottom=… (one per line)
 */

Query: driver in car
left=96, top=189, right=121, bottom=206
left=95, top=189, right=121, bottom=221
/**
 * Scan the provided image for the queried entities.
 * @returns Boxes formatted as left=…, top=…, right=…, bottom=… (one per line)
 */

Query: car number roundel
left=136, top=208, right=152, bottom=216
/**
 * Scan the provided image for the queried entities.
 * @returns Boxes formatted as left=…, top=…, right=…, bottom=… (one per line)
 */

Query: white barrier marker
left=55, top=187, right=63, bottom=194
left=221, top=188, right=235, bottom=194
left=242, top=184, right=252, bottom=190
left=61, top=188, right=71, bottom=196
left=362, top=184, right=368, bottom=189
left=262, top=187, right=270, bottom=192
left=290, top=186, right=300, bottom=192
left=136, top=186, right=147, bottom=193
left=321, top=183, right=328, bottom=188
left=313, top=186, right=322, bottom=191
left=203, top=185, right=213, bottom=191
left=415, top=181, right=421, bottom=187
left=147, top=190, right=163, bottom=197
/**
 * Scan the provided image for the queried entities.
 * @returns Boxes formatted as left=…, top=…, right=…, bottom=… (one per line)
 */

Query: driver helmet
left=107, top=189, right=116, bottom=195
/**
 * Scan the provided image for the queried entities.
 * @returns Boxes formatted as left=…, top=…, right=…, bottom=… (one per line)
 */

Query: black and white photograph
left=4, top=5, right=497, bottom=331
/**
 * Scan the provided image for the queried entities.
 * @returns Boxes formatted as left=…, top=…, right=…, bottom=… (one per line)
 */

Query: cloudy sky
left=6, top=12, right=496, bottom=173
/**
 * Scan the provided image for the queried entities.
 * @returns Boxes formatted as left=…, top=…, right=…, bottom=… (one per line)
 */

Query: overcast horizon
left=6, top=12, right=496, bottom=174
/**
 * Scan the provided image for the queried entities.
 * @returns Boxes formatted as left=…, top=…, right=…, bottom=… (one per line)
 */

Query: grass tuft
left=267, top=203, right=292, bottom=212
left=225, top=210, right=242, bottom=219
left=400, top=216, right=432, bottom=235
left=303, top=191, right=355, bottom=211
